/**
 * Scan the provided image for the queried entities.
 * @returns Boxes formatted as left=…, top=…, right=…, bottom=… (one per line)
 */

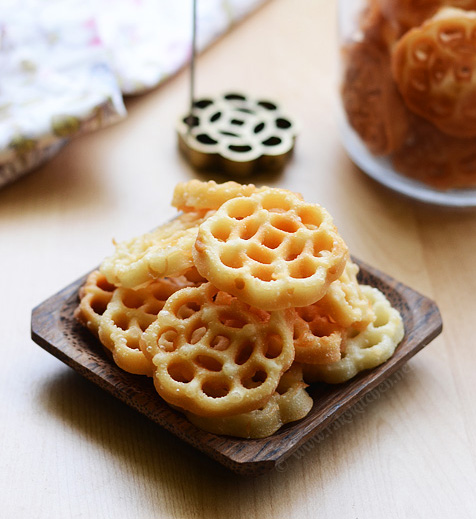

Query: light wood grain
left=2, top=0, right=476, bottom=517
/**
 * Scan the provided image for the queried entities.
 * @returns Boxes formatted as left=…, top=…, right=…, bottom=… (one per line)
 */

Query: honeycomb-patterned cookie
left=74, top=270, right=116, bottom=337
left=314, top=260, right=374, bottom=331
left=180, top=265, right=208, bottom=286
left=301, top=285, right=404, bottom=384
left=185, top=365, right=313, bottom=438
left=379, top=0, right=442, bottom=32
left=172, top=180, right=260, bottom=212
left=177, top=93, right=297, bottom=177
left=100, top=210, right=213, bottom=289
left=379, top=0, right=476, bottom=32
left=342, top=38, right=410, bottom=155
left=193, top=188, right=348, bottom=311
left=391, top=115, right=476, bottom=188
left=98, top=276, right=193, bottom=376
left=392, top=7, right=476, bottom=138
left=291, top=305, right=345, bottom=365
left=140, top=283, right=295, bottom=417
left=360, top=0, right=401, bottom=49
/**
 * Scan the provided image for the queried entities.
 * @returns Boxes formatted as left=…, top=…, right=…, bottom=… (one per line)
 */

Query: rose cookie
left=360, top=0, right=401, bottom=49
left=100, top=210, right=213, bottom=289
left=392, top=7, right=476, bottom=138
left=301, top=285, right=404, bottom=384
left=141, top=283, right=295, bottom=417
left=379, top=0, right=442, bottom=32
left=172, top=179, right=260, bottom=212
left=74, top=270, right=116, bottom=337
left=291, top=305, right=345, bottom=365
left=185, top=365, right=313, bottom=438
left=97, top=276, right=193, bottom=376
left=315, top=260, right=374, bottom=330
left=193, top=188, right=348, bottom=311
left=342, top=39, right=410, bottom=155
left=391, top=115, right=476, bottom=188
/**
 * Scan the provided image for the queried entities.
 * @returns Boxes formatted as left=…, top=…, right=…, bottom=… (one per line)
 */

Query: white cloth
left=0, top=0, right=266, bottom=187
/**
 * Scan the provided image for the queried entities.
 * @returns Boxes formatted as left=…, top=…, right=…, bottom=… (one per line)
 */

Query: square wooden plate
left=31, top=258, right=442, bottom=476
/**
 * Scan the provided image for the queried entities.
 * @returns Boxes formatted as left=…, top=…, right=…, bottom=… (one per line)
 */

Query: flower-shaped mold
left=177, top=93, right=297, bottom=176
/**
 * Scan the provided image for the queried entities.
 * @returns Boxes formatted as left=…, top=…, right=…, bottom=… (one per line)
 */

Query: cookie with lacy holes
left=140, top=283, right=295, bottom=417
left=192, top=188, right=349, bottom=311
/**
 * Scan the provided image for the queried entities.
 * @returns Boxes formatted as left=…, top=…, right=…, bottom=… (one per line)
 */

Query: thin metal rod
left=189, top=0, right=197, bottom=126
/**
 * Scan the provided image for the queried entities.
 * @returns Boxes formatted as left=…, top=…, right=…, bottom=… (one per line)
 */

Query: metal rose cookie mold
left=177, top=93, right=297, bottom=177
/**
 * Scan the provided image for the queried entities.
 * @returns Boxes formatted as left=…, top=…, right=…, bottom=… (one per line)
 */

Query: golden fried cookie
left=315, top=260, right=374, bottom=330
left=451, top=0, right=476, bottom=9
left=193, top=188, right=348, bottom=311
left=180, top=265, right=208, bottom=286
left=378, top=0, right=441, bottom=33
left=360, top=0, right=401, bottom=50
left=141, top=283, right=295, bottom=417
left=342, top=38, right=410, bottom=156
left=100, top=210, right=213, bottom=289
left=185, top=365, right=313, bottom=438
left=391, top=115, right=476, bottom=188
left=172, top=180, right=260, bottom=212
left=392, top=7, right=476, bottom=138
left=291, top=306, right=345, bottom=365
left=301, top=285, right=404, bottom=384
left=98, top=277, right=191, bottom=376
left=379, top=0, right=476, bottom=32
left=74, top=270, right=116, bottom=337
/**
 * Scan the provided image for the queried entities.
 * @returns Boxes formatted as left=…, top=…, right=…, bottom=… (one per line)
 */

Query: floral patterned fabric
left=0, top=0, right=266, bottom=188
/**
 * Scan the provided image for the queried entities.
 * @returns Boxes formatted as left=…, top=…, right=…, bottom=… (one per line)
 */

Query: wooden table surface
left=2, top=0, right=476, bottom=517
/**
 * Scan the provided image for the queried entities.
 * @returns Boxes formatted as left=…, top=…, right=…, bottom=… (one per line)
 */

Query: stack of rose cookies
left=342, top=1, right=476, bottom=189
left=75, top=180, right=404, bottom=438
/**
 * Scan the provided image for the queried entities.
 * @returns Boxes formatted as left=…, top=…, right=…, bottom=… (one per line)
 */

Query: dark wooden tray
left=31, top=258, right=442, bottom=476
